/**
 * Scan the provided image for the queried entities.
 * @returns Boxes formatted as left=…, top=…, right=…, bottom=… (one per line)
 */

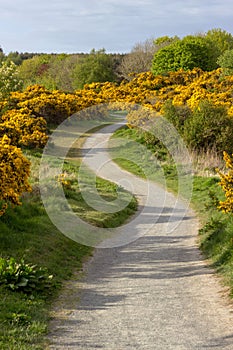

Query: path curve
left=49, top=121, right=233, bottom=349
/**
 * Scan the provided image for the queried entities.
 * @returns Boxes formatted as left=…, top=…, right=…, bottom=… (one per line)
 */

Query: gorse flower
left=0, top=135, right=31, bottom=216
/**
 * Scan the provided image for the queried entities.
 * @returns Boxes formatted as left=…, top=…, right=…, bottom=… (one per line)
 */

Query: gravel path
left=48, top=122, right=233, bottom=349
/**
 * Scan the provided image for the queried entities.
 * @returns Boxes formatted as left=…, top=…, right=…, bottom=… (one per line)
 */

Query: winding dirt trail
left=48, top=121, right=233, bottom=350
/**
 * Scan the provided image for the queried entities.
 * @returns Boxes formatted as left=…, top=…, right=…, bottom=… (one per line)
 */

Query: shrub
left=183, top=101, right=233, bottom=154
left=0, top=135, right=31, bottom=215
left=162, top=100, right=192, bottom=134
left=0, top=257, right=54, bottom=294
left=217, top=49, right=233, bottom=76
left=0, top=108, right=48, bottom=148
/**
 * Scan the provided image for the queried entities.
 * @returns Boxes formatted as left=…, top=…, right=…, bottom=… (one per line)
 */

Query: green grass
left=110, top=126, right=233, bottom=298
left=0, top=130, right=137, bottom=349
left=0, top=195, right=92, bottom=349
left=60, top=160, right=137, bottom=228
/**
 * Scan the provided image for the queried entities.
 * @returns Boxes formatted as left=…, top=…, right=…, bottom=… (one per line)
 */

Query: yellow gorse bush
left=218, top=152, right=233, bottom=213
left=0, top=135, right=31, bottom=216
left=1, top=67, right=233, bottom=215
left=0, top=108, right=48, bottom=148
left=3, top=68, right=233, bottom=128
left=3, top=68, right=233, bottom=120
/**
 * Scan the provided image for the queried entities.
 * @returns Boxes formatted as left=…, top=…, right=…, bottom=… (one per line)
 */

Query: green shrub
left=217, top=49, right=233, bottom=75
left=183, top=101, right=233, bottom=154
left=162, top=100, right=192, bottom=134
left=152, top=36, right=216, bottom=75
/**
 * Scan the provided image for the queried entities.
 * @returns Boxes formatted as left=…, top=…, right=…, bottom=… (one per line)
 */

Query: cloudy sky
left=1, top=0, right=233, bottom=54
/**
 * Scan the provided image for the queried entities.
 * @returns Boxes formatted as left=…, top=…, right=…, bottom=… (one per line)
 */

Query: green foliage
left=0, top=257, right=54, bottom=294
left=72, top=48, right=116, bottom=89
left=162, top=100, right=192, bottom=134
left=205, top=28, right=233, bottom=59
left=18, top=54, right=52, bottom=87
left=152, top=36, right=216, bottom=75
left=0, top=47, right=5, bottom=64
left=154, top=35, right=180, bottom=46
left=18, top=51, right=121, bottom=91
left=5, top=52, right=23, bottom=66
left=43, top=54, right=80, bottom=91
left=162, top=100, right=233, bottom=154
left=183, top=101, right=233, bottom=154
left=217, top=49, right=233, bottom=75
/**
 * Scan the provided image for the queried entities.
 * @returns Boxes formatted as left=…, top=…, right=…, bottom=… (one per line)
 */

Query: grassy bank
left=110, top=126, right=233, bottom=298
left=0, top=128, right=137, bottom=349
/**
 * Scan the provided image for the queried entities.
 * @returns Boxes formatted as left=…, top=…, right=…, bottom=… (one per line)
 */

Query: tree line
left=1, top=28, right=233, bottom=92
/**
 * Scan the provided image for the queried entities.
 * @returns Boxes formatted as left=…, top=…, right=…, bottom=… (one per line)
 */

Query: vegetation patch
left=0, top=142, right=137, bottom=349
left=111, top=126, right=233, bottom=298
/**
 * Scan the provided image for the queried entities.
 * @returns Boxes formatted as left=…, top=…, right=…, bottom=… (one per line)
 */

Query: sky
left=0, top=0, right=233, bottom=54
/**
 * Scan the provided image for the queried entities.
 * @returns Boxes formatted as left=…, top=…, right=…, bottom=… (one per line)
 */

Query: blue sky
left=1, top=0, right=233, bottom=53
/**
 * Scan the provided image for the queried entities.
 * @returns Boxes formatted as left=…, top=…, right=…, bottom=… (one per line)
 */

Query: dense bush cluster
left=3, top=67, right=233, bottom=127
left=0, top=83, right=112, bottom=214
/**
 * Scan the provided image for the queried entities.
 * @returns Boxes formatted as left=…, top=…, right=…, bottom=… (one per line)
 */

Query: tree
left=44, top=54, right=81, bottom=91
left=204, top=28, right=233, bottom=68
left=0, top=47, right=5, bottom=65
left=6, top=51, right=23, bottom=66
left=72, top=49, right=116, bottom=89
left=154, top=35, right=179, bottom=47
left=18, top=54, right=52, bottom=88
left=118, top=38, right=157, bottom=81
left=119, top=36, right=179, bottom=81
left=152, top=36, right=216, bottom=75
left=217, top=49, right=233, bottom=75
left=205, top=28, right=233, bottom=55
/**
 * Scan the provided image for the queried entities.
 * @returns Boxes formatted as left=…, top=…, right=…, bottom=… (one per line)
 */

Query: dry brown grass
left=190, top=148, right=225, bottom=177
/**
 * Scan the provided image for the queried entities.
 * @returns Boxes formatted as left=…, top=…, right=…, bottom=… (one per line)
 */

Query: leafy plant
left=183, top=101, right=233, bottom=154
left=217, top=48, right=233, bottom=75
left=0, top=257, right=54, bottom=294
left=152, top=35, right=216, bottom=75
